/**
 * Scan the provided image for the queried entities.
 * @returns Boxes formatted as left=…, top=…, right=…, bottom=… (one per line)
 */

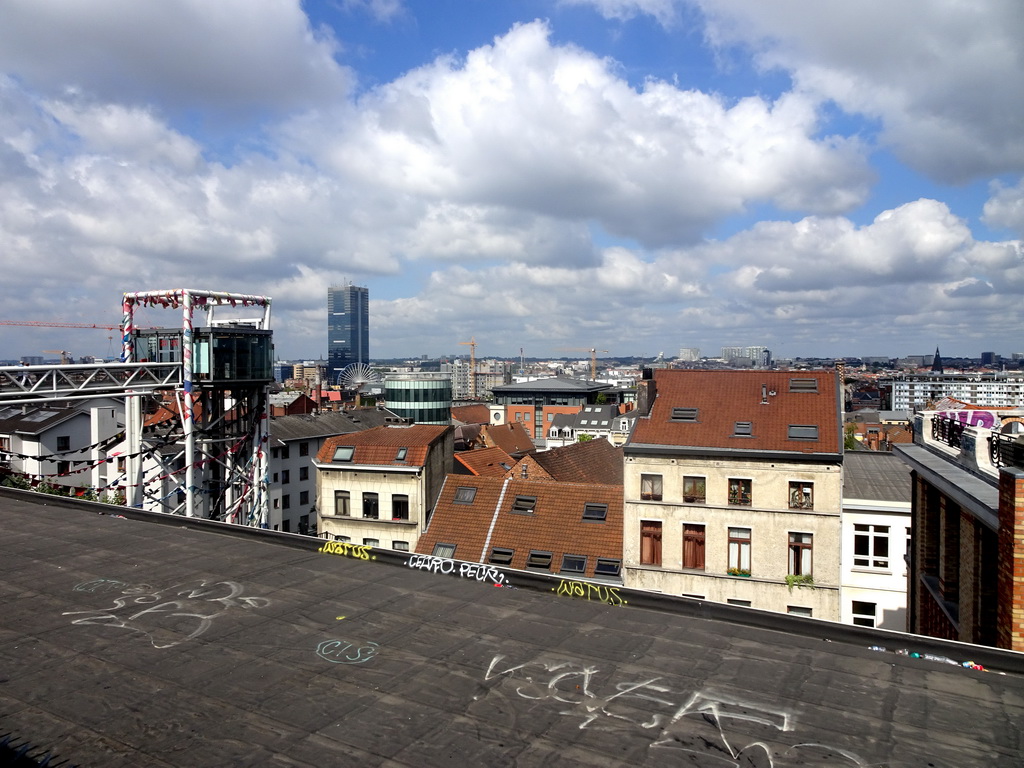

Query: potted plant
left=727, top=568, right=751, bottom=577
left=785, top=574, right=814, bottom=592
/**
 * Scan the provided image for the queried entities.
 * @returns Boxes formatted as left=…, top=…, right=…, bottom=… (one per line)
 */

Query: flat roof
left=1, top=491, right=1023, bottom=766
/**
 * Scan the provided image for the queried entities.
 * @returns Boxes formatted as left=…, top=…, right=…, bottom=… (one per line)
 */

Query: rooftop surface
left=2, top=491, right=1023, bottom=767
left=843, top=451, right=913, bottom=503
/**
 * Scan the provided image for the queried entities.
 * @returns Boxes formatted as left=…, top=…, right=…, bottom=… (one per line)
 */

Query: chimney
left=636, top=369, right=657, bottom=416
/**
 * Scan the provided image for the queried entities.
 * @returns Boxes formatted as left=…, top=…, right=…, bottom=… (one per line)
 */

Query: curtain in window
left=641, top=521, right=662, bottom=565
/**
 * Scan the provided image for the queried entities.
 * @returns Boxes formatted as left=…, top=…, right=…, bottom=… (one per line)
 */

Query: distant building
left=385, top=373, right=452, bottom=425
left=489, top=377, right=614, bottom=440
left=721, top=346, right=771, bottom=367
left=889, top=373, right=1024, bottom=410
left=678, top=347, right=700, bottom=362
left=327, top=284, right=369, bottom=384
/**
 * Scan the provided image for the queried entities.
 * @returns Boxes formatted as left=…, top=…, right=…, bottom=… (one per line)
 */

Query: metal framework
left=1, top=289, right=273, bottom=527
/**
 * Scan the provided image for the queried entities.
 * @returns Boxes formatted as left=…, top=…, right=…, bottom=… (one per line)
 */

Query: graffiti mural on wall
left=935, top=410, right=999, bottom=429
left=482, top=654, right=868, bottom=766
left=64, top=578, right=271, bottom=649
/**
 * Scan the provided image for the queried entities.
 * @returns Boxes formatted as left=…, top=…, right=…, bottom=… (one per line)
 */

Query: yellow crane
left=42, top=349, right=72, bottom=365
left=556, top=347, right=609, bottom=380
left=459, top=336, right=478, bottom=399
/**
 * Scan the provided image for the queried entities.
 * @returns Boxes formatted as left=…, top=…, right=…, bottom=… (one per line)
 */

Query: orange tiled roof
left=481, top=422, right=536, bottom=455
left=316, top=424, right=450, bottom=467
left=455, top=446, right=516, bottom=476
left=417, top=476, right=623, bottom=579
left=529, top=438, right=623, bottom=485
left=631, top=370, right=841, bottom=454
left=451, top=404, right=490, bottom=425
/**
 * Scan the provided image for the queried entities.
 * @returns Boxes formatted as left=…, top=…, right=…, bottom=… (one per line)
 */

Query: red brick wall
left=996, top=470, right=1024, bottom=651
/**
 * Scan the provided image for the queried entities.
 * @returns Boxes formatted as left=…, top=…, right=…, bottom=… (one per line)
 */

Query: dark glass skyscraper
left=327, top=284, right=369, bottom=384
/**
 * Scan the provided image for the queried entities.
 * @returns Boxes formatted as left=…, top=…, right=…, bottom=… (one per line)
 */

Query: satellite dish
left=338, top=362, right=380, bottom=391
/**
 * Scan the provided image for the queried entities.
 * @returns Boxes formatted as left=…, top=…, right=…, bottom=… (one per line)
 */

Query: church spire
left=931, top=346, right=944, bottom=373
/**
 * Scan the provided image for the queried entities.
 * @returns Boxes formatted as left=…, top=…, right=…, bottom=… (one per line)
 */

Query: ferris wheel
left=338, top=362, right=380, bottom=391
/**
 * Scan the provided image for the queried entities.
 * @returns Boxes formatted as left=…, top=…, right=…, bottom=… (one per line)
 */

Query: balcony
left=931, top=416, right=964, bottom=449
left=989, top=432, right=1024, bottom=470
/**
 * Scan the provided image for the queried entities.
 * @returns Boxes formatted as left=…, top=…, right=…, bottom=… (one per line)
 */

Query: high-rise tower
left=328, top=284, right=369, bottom=384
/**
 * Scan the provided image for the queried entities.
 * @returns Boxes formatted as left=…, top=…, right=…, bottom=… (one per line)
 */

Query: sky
left=1, top=0, right=1022, bottom=363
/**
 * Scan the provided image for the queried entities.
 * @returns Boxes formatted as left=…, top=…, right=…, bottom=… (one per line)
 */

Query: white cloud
left=342, top=0, right=407, bottom=24
left=560, top=0, right=680, bottom=26
left=0, top=0, right=350, bottom=114
left=983, top=178, right=1024, bottom=237
left=690, top=0, right=1024, bottom=182
left=297, top=20, right=870, bottom=249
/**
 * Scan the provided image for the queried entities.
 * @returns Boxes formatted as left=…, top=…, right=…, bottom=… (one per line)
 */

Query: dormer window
left=395, top=447, right=407, bottom=461
left=582, top=502, right=608, bottom=522
left=733, top=421, right=753, bottom=437
left=454, top=486, right=477, bottom=504
left=511, top=495, right=536, bottom=514
left=671, top=407, right=699, bottom=422
left=333, top=446, right=354, bottom=462
left=788, top=425, right=819, bottom=441
left=789, top=378, right=819, bottom=393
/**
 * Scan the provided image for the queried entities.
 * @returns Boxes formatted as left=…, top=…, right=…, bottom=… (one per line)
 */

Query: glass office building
left=327, top=285, right=369, bottom=384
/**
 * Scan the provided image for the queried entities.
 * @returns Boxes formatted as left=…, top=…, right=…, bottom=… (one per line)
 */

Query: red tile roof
left=316, top=424, right=450, bottom=467
left=451, top=404, right=490, bottom=424
left=527, top=438, right=623, bottom=485
left=630, top=370, right=841, bottom=454
left=417, top=476, right=623, bottom=580
left=455, top=446, right=516, bottom=477
left=481, top=422, right=536, bottom=455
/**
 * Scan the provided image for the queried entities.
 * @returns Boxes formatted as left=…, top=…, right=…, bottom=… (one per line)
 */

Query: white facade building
left=889, top=373, right=1024, bottom=410
left=840, top=451, right=912, bottom=631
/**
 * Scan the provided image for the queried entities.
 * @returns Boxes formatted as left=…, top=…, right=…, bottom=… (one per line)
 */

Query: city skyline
left=0, top=2, right=1021, bottom=361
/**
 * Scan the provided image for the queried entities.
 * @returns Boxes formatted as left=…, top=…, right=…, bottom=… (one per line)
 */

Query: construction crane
left=42, top=349, right=72, bottom=365
left=459, top=336, right=478, bottom=399
left=2, top=320, right=121, bottom=359
left=556, top=347, right=609, bottom=380
left=0, top=320, right=119, bottom=330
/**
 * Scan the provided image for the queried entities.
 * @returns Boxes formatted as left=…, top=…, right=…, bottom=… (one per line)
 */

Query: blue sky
left=0, top=0, right=1022, bottom=362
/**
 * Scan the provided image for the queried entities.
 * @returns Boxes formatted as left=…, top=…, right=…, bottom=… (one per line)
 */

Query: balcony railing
left=989, top=432, right=1024, bottom=469
left=931, top=416, right=964, bottom=449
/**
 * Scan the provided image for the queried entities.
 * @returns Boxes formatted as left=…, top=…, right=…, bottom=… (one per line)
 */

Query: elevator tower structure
left=121, top=289, right=273, bottom=524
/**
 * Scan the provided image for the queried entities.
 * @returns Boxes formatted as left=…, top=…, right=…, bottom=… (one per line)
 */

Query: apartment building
left=622, top=369, right=843, bottom=619
left=315, top=424, right=453, bottom=552
left=889, top=373, right=1024, bottom=410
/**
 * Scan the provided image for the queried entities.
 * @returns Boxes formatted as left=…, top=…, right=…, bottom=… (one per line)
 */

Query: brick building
left=896, top=406, right=1024, bottom=650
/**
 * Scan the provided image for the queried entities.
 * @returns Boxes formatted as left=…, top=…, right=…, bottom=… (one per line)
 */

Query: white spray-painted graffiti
left=64, top=578, right=271, bottom=649
left=482, top=655, right=867, bottom=767
left=316, top=638, right=380, bottom=664
left=405, top=554, right=507, bottom=586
